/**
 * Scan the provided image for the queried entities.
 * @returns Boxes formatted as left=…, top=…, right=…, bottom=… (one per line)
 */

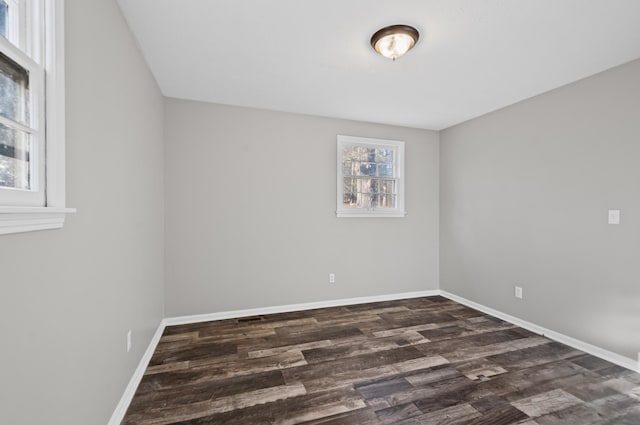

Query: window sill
left=0, top=206, right=76, bottom=235
left=336, top=210, right=407, bottom=218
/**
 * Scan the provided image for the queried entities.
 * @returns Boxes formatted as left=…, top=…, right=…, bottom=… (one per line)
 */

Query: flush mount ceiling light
left=370, top=24, right=419, bottom=60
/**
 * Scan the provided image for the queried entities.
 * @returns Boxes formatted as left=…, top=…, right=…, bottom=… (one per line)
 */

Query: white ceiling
left=117, top=0, right=640, bottom=130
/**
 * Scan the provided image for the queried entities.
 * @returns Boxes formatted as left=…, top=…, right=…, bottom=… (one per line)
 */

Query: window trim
left=0, top=0, right=75, bottom=235
left=336, top=135, right=406, bottom=218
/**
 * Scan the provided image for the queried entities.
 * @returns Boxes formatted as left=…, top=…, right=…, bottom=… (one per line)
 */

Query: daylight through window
left=0, top=0, right=46, bottom=206
left=337, top=135, right=405, bottom=218
left=0, top=0, right=72, bottom=236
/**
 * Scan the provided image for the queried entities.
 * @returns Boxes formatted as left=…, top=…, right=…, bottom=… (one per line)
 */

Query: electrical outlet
left=515, top=286, right=523, bottom=299
left=329, top=273, right=335, bottom=284
left=127, top=330, right=132, bottom=353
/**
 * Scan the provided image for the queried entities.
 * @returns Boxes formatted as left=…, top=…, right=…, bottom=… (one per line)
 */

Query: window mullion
left=0, top=115, right=37, bottom=134
left=0, top=29, right=41, bottom=71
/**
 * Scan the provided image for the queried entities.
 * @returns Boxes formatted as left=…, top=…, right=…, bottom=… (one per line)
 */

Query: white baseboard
left=163, top=290, right=440, bottom=326
left=107, top=321, right=166, bottom=425
left=440, top=290, right=639, bottom=373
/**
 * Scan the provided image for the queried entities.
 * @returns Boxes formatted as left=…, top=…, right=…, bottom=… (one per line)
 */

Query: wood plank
left=511, top=389, right=583, bottom=417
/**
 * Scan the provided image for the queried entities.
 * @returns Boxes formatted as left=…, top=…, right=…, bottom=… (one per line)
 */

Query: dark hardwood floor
left=122, top=296, right=640, bottom=424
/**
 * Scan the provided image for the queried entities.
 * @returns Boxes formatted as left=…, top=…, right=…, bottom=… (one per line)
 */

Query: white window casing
left=337, top=135, right=406, bottom=218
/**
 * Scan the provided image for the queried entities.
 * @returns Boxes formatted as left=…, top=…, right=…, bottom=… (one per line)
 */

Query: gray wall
left=2, top=2, right=636, bottom=421
left=164, top=99, right=439, bottom=317
left=0, top=1, right=165, bottom=424
left=440, top=59, right=640, bottom=361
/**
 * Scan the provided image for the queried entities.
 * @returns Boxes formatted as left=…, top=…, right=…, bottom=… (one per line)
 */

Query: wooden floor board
left=122, top=296, right=640, bottom=424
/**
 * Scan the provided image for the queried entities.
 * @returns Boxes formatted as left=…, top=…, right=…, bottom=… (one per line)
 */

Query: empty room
left=1, top=0, right=639, bottom=424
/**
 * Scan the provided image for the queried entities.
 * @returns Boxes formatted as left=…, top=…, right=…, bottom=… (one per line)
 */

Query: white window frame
left=0, top=0, right=74, bottom=235
left=336, top=135, right=406, bottom=218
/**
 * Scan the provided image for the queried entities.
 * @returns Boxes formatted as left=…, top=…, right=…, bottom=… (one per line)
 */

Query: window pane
left=360, top=146, right=374, bottom=162
left=343, top=192, right=357, bottom=208
left=376, top=163, right=393, bottom=177
left=359, top=162, right=375, bottom=176
left=0, top=1, right=8, bottom=39
left=378, top=194, right=396, bottom=208
left=0, top=51, right=30, bottom=125
left=343, top=160, right=357, bottom=176
left=343, top=177, right=356, bottom=195
left=349, top=161, right=357, bottom=176
left=380, top=179, right=396, bottom=195
left=0, top=0, right=19, bottom=48
left=359, top=193, right=372, bottom=208
left=359, top=178, right=369, bottom=194
left=371, top=179, right=380, bottom=194
left=375, top=148, right=393, bottom=164
left=342, top=145, right=359, bottom=162
left=0, top=121, right=31, bottom=190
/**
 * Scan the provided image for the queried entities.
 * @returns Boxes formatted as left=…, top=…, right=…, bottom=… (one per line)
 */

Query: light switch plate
left=608, top=210, right=620, bottom=225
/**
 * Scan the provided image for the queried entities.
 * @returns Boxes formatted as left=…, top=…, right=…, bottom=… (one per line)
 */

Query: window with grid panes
left=0, top=0, right=72, bottom=235
left=337, top=135, right=405, bottom=218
